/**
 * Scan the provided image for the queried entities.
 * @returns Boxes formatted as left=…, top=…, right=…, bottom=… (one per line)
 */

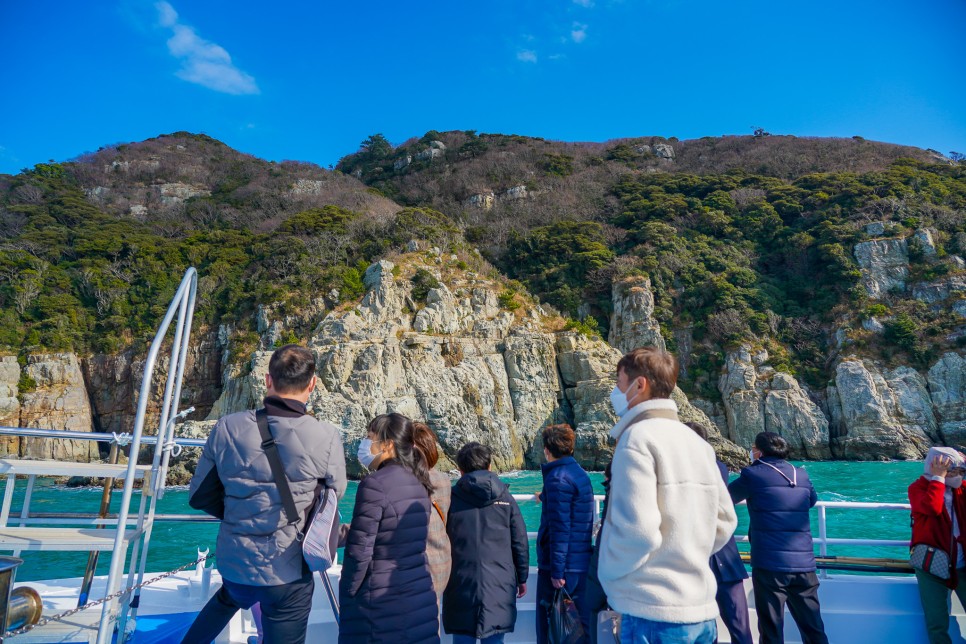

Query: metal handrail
left=0, top=427, right=206, bottom=448
left=98, top=267, right=197, bottom=643
left=508, top=494, right=914, bottom=552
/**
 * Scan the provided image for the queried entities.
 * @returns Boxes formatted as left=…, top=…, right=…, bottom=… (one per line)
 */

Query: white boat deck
left=12, top=566, right=966, bottom=643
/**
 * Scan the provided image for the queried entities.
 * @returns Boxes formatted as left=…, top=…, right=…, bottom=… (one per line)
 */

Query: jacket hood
left=453, top=470, right=508, bottom=507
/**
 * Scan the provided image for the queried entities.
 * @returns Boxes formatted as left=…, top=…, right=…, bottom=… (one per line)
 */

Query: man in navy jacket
left=729, top=432, right=829, bottom=644
left=685, top=422, right=753, bottom=644
left=536, top=424, right=595, bottom=643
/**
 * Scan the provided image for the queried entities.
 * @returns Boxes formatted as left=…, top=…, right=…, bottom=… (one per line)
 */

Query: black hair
left=755, top=431, right=789, bottom=459
left=684, top=421, right=709, bottom=442
left=268, top=345, right=315, bottom=393
left=367, top=413, right=434, bottom=496
left=456, top=442, right=492, bottom=474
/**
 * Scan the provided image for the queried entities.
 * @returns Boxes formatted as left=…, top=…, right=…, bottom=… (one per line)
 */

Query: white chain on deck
left=2, top=554, right=213, bottom=640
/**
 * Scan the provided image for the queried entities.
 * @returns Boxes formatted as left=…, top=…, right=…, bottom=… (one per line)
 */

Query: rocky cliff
left=206, top=254, right=743, bottom=476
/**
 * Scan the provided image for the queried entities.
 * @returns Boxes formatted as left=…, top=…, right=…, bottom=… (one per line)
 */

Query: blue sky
left=1, top=0, right=964, bottom=175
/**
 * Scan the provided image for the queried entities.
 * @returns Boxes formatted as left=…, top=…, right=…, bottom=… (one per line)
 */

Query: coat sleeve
left=910, top=478, right=946, bottom=516
left=712, top=471, right=739, bottom=554
left=728, top=471, right=750, bottom=505
left=508, top=494, right=530, bottom=584
left=340, top=476, right=385, bottom=598
left=598, top=445, right=660, bottom=584
left=807, top=476, right=818, bottom=508
left=326, top=428, right=348, bottom=499
left=544, top=473, right=575, bottom=579
left=188, top=420, right=225, bottom=519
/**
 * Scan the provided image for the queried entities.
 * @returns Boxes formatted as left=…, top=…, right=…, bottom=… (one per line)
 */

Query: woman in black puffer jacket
left=339, top=414, right=439, bottom=644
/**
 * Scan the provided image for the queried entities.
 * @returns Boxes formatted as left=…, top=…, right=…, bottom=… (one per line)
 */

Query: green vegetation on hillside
left=0, top=157, right=456, bottom=352
left=2, top=130, right=964, bottom=411
left=498, top=159, right=966, bottom=391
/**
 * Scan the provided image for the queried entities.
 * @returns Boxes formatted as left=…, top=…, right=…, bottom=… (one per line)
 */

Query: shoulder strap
left=625, top=408, right=680, bottom=426
left=256, top=409, right=302, bottom=537
left=432, top=501, right=446, bottom=526
left=758, top=459, right=798, bottom=487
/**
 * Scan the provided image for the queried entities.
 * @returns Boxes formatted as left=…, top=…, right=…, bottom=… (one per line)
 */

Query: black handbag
left=549, top=587, right=587, bottom=644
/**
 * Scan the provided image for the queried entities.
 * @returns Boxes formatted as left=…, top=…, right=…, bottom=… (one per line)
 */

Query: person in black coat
left=442, top=442, right=529, bottom=644
left=685, top=422, right=753, bottom=644
left=729, top=432, right=828, bottom=644
left=339, top=413, right=440, bottom=644
left=583, top=461, right=612, bottom=644
left=535, top=424, right=595, bottom=644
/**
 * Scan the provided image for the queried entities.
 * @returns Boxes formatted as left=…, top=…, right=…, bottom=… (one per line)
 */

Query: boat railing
left=508, top=494, right=914, bottom=561
left=0, top=463, right=915, bottom=556
left=0, top=267, right=198, bottom=644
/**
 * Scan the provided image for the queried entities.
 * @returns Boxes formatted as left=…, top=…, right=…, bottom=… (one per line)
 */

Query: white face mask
left=750, top=448, right=757, bottom=463
left=357, top=438, right=380, bottom=469
left=947, top=476, right=964, bottom=489
left=609, top=385, right=629, bottom=418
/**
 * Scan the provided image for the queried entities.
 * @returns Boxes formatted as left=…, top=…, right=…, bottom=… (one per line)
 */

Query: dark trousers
left=584, top=545, right=608, bottom=644
left=751, top=569, right=828, bottom=644
left=181, top=571, right=315, bottom=644
left=537, top=569, right=589, bottom=644
left=915, top=567, right=966, bottom=644
left=715, top=580, right=753, bottom=644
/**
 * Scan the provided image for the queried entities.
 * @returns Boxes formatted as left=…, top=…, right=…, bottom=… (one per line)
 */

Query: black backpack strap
left=256, top=408, right=303, bottom=540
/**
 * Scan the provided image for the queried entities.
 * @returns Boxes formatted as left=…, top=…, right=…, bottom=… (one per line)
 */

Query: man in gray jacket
left=182, top=345, right=347, bottom=644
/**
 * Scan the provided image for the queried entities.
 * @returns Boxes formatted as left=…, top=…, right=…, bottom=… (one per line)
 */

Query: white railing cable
left=509, top=495, right=914, bottom=552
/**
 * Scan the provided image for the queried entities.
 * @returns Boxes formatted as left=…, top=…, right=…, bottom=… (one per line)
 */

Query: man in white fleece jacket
left=599, top=347, right=738, bottom=644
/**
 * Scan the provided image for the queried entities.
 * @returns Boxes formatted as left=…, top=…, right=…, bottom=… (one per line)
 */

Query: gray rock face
left=862, top=317, right=886, bottom=333
left=211, top=257, right=575, bottom=474
left=0, top=357, right=20, bottom=455
left=653, top=143, right=675, bottom=159
left=503, top=186, right=528, bottom=200
left=865, top=222, right=886, bottom=236
left=718, top=346, right=831, bottom=458
left=827, top=358, right=934, bottom=459
left=854, top=238, right=909, bottom=298
left=415, top=148, right=442, bottom=161
left=289, top=179, right=326, bottom=196
left=18, top=354, right=98, bottom=461
left=85, top=332, right=223, bottom=438
left=928, top=353, right=966, bottom=446
left=608, top=276, right=665, bottom=353
left=912, top=275, right=966, bottom=304
left=465, top=193, right=495, bottom=210
left=913, top=229, right=939, bottom=256
left=158, top=183, right=210, bottom=205
left=206, top=257, right=741, bottom=475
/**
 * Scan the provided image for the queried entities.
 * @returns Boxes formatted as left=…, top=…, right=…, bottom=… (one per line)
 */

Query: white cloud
left=517, top=49, right=538, bottom=63
left=155, top=2, right=259, bottom=95
left=571, top=22, right=588, bottom=43
left=156, top=1, right=177, bottom=27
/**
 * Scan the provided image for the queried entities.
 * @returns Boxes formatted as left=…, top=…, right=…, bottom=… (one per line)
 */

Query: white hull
left=14, top=567, right=966, bottom=643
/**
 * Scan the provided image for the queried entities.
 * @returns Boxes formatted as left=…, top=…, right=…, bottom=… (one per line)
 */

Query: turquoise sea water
left=7, top=460, right=924, bottom=582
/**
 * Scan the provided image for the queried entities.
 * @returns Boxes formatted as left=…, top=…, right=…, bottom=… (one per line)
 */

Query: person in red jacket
left=909, top=446, right=966, bottom=644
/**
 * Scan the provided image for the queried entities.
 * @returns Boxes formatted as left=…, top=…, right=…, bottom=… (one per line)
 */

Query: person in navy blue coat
left=728, top=432, right=829, bottom=644
left=339, top=413, right=440, bottom=644
left=536, top=424, right=595, bottom=643
left=685, top=422, right=753, bottom=644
